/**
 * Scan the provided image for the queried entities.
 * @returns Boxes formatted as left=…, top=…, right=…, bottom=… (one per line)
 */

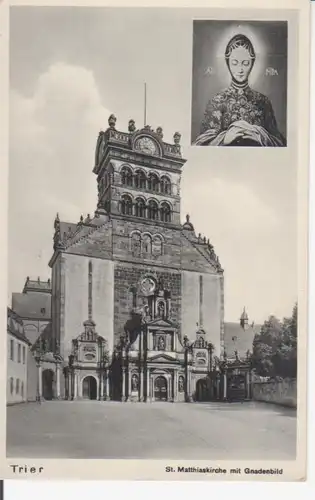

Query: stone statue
left=131, top=374, right=138, bottom=391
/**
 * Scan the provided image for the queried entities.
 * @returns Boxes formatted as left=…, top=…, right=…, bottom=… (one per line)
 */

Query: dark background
left=191, top=20, right=288, bottom=143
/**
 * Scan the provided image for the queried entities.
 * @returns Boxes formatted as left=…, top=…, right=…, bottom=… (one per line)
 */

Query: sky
left=8, top=7, right=298, bottom=323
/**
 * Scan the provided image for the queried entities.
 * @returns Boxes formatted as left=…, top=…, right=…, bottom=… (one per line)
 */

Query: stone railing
left=252, top=377, right=297, bottom=408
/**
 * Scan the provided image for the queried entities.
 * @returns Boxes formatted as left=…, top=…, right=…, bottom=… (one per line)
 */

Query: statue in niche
left=157, top=301, right=165, bottom=318
left=157, top=336, right=165, bottom=351
left=131, top=233, right=141, bottom=257
left=142, top=235, right=152, bottom=255
left=178, top=376, right=185, bottom=393
left=131, top=374, right=139, bottom=391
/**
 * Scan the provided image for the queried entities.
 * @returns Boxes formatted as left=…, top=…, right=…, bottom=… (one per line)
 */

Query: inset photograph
left=191, top=21, right=287, bottom=147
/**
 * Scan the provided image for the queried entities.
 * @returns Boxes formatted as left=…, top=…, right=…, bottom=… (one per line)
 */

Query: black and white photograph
left=0, top=0, right=310, bottom=483
left=191, top=21, right=287, bottom=147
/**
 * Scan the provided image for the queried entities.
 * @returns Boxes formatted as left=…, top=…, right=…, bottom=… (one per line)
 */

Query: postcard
left=0, top=0, right=310, bottom=481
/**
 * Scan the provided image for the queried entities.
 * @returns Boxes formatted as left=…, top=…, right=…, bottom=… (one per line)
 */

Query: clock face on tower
left=135, top=136, right=159, bottom=156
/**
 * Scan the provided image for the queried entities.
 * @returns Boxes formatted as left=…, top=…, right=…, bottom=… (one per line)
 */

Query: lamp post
left=207, top=342, right=214, bottom=400
left=33, top=339, right=47, bottom=403
left=98, top=337, right=109, bottom=401
left=68, top=354, right=75, bottom=401
left=183, top=335, right=193, bottom=403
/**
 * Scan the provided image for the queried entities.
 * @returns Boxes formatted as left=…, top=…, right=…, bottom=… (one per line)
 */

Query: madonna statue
left=194, top=34, right=286, bottom=147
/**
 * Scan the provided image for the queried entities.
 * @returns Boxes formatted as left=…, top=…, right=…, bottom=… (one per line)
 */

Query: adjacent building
left=7, top=308, right=32, bottom=404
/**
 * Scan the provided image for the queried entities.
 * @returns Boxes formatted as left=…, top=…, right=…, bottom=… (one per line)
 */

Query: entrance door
left=42, top=369, right=54, bottom=400
left=82, top=376, right=97, bottom=400
left=195, top=379, right=208, bottom=402
left=154, top=376, right=168, bottom=401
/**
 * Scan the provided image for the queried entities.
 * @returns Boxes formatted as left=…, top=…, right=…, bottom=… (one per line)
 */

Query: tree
left=251, top=304, right=297, bottom=378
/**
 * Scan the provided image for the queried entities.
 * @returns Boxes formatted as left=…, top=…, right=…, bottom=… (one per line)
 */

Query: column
left=146, top=368, right=150, bottom=401
left=74, top=371, right=78, bottom=399
left=139, top=367, right=144, bottom=402
left=128, top=369, right=132, bottom=400
left=37, top=363, right=43, bottom=402
left=56, top=363, right=61, bottom=399
left=122, top=367, right=126, bottom=402
left=104, top=371, right=109, bottom=400
left=223, top=372, right=227, bottom=400
left=174, top=370, right=178, bottom=402
left=100, top=372, right=104, bottom=401
left=246, top=371, right=250, bottom=399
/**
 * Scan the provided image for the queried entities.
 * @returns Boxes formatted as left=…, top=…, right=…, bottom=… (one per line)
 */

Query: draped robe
left=194, top=84, right=286, bottom=147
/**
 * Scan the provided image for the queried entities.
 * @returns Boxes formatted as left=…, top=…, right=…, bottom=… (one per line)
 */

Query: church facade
left=43, top=114, right=225, bottom=402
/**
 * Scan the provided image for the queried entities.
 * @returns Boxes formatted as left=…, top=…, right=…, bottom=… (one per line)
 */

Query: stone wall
left=114, top=262, right=181, bottom=345
left=252, top=378, right=297, bottom=408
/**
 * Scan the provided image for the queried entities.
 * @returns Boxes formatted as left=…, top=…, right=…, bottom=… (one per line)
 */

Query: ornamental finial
left=186, top=214, right=190, bottom=222
left=156, top=126, right=163, bottom=139
left=174, top=132, right=181, bottom=145
left=108, top=114, right=117, bottom=129
left=128, top=119, right=136, bottom=133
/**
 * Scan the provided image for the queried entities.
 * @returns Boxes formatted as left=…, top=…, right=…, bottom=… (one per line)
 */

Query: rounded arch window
left=148, top=173, right=159, bottom=192
left=160, top=176, right=171, bottom=195
left=134, top=169, right=146, bottom=189
left=152, top=235, right=163, bottom=256
left=160, top=202, right=171, bottom=222
left=135, top=197, right=146, bottom=218
left=148, top=200, right=158, bottom=220
left=121, top=166, right=133, bottom=187
left=121, top=194, right=133, bottom=215
left=142, top=234, right=152, bottom=255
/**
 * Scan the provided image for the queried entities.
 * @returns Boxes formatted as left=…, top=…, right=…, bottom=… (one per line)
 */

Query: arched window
left=134, top=169, right=146, bottom=189
left=148, top=173, right=159, bottom=192
left=130, top=232, right=141, bottom=257
left=148, top=200, right=158, bottom=220
left=121, top=195, right=133, bottom=215
left=135, top=198, right=146, bottom=218
left=142, top=234, right=152, bottom=255
left=160, top=202, right=171, bottom=222
left=152, top=235, right=163, bottom=256
left=160, top=176, right=171, bottom=195
left=121, top=166, right=133, bottom=187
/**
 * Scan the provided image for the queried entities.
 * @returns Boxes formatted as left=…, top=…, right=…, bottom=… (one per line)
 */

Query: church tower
left=49, top=112, right=224, bottom=402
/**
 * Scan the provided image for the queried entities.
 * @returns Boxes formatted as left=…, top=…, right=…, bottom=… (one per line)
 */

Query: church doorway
left=154, top=376, right=168, bottom=401
left=82, top=376, right=97, bottom=400
left=42, top=369, right=54, bottom=400
left=195, top=378, right=208, bottom=402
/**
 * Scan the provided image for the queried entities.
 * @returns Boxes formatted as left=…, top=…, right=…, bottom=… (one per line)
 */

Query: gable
left=147, top=318, right=176, bottom=329
left=149, top=353, right=177, bottom=363
left=64, top=222, right=113, bottom=259
left=180, top=233, right=219, bottom=273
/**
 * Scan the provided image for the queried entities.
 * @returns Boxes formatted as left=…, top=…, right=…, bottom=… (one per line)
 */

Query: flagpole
left=144, top=82, right=147, bottom=127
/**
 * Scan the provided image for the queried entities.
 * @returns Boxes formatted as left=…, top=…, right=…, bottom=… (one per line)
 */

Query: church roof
left=224, top=322, right=261, bottom=359
left=12, top=291, right=51, bottom=320
left=23, top=277, right=51, bottom=294
left=7, top=308, right=32, bottom=345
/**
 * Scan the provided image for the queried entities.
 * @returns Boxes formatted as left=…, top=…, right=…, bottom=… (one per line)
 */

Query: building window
left=121, top=166, right=133, bottom=186
left=135, top=198, right=146, bottom=218
left=134, top=169, right=146, bottom=189
left=21, top=382, right=24, bottom=399
left=130, top=232, right=141, bottom=257
left=10, top=339, right=14, bottom=361
left=160, top=176, right=171, bottom=195
left=148, top=173, right=159, bottom=192
left=121, top=194, right=133, bottom=215
left=152, top=235, right=163, bottom=256
left=160, top=202, right=171, bottom=222
left=10, top=377, right=14, bottom=395
left=148, top=200, right=158, bottom=220
left=17, top=344, right=21, bottom=363
left=16, top=378, right=20, bottom=395
left=22, top=346, right=26, bottom=364
left=142, top=234, right=152, bottom=255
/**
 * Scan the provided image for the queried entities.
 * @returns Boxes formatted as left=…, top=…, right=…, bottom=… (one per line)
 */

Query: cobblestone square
left=7, top=401, right=296, bottom=459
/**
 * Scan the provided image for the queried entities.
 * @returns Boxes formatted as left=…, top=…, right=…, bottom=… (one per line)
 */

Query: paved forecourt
left=7, top=400, right=296, bottom=459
